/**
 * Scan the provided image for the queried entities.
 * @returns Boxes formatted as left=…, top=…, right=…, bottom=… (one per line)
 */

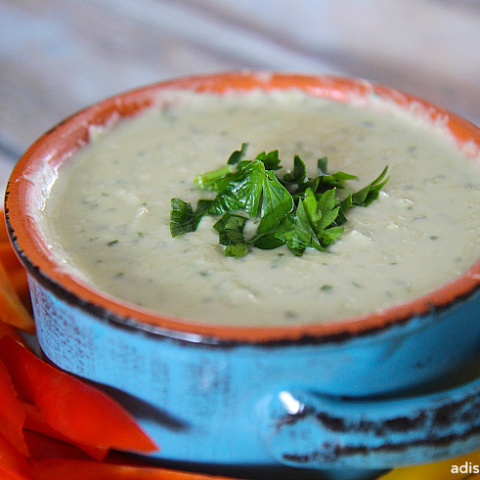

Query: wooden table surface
left=2, top=0, right=480, bottom=196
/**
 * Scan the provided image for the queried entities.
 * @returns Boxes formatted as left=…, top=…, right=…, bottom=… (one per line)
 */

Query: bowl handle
left=258, top=376, right=480, bottom=469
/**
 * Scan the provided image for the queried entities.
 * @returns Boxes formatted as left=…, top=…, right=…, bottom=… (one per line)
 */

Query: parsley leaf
left=209, top=159, right=265, bottom=216
left=335, top=194, right=353, bottom=225
left=290, top=196, right=322, bottom=255
left=170, top=198, right=212, bottom=237
left=316, top=189, right=340, bottom=232
left=170, top=144, right=389, bottom=258
left=282, top=154, right=307, bottom=186
left=257, top=170, right=294, bottom=235
left=254, top=214, right=294, bottom=250
left=256, top=150, right=282, bottom=170
left=317, top=156, right=329, bottom=175
left=194, top=165, right=233, bottom=191
left=288, top=189, right=345, bottom=256
left=227, top=142, right=249, bottom=165
left=352, top=165, right=390, bottom=206
left=213, top=213, right=249, bottom=257
left=315, top=157, right=357, bottom=192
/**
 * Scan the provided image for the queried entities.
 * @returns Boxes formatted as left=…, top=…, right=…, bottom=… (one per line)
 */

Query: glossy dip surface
left=43, top=89, right=480, bottom=326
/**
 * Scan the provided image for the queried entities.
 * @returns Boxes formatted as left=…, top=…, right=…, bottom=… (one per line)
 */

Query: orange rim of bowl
left=5, top=71, right=480, bottom=344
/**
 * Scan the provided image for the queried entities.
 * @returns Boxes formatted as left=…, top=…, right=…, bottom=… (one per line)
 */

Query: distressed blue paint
left=263, top=386, right=480, bottom=468
left=29, top=273, right=480, bottom=476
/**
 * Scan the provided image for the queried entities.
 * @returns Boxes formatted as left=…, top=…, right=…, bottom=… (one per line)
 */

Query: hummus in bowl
left=42, top=85, right=480, bottom=328
left=6, top=72, right=480, bottom=472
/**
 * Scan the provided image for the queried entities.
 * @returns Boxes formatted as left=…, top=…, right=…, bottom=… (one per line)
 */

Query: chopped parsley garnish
left=170, top=198, right=212, bottom=237
left=170, top=146, right=389, bottom=258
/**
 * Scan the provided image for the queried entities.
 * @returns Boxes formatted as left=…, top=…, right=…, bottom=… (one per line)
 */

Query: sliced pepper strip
left=0, top=242, right=23, bottom=271
left=0, top=215, right=10, bottom=243
left=0, top=359, right=28, bottom=457
left=32, top=458, right=238, bottom=480
left=0, top=262, right=35, bottom=333
left=0, top=432, right=34, bottom=480
left=24, top=430, right=94, bottom=462
left=5, top=267, right=29, bottom=303
left=0, top=319, right=28, bottom=346
left=21, top=401, right=108, bottom=461
left=0, top=336, right=158, bottom=454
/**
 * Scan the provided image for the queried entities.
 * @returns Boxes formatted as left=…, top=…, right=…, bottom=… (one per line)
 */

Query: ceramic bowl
left=5, top=72, right=480, bottom=477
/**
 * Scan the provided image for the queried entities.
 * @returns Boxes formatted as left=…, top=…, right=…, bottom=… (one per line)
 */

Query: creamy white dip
left=43, top=90, right=480, bottom=326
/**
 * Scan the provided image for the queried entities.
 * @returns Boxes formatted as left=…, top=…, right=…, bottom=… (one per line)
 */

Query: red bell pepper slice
left=21, top=401, right=108, bottom=461
left=0, top=336, right=158, bottom=454
left=0, top=242, right=23, bottom=271
left=24, top=430, right=94, bottom=462
left=0, top=432, right=34, bottom=480
left=32, top=458, right=239, bottom=480
left=0, top=216, right=10, bottom=242
left=0, top=359, right=28, bottom=457
left=0, top=262, right=35, bottom=334
left=0, top=319, right=28, bottom=346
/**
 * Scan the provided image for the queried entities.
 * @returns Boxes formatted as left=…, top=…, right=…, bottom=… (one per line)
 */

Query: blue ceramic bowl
left=6, top=73, right=480, bottom=478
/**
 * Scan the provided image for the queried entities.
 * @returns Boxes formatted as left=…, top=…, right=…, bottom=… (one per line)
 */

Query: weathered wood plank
left=1, top=0, right=479, bottom=194
left=183, top=0, right=480, bottom=123
left=0, top=0, right=242, bottom=150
